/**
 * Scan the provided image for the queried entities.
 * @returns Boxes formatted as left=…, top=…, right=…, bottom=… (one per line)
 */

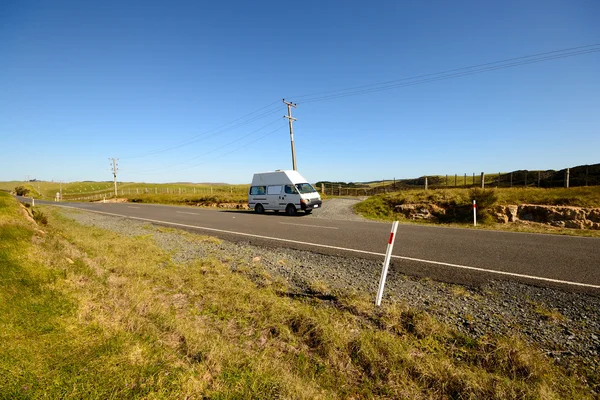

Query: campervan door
left=265, top=183, right=284, bottom=211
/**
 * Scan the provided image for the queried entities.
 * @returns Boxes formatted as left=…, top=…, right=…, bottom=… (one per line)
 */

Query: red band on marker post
left=473, top=203, right=477, bottom=209
left=388, top=232, right=394, bottom=244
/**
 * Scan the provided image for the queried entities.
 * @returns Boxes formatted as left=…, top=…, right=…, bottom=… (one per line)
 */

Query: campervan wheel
left=285, top=204, right=297, bottom=216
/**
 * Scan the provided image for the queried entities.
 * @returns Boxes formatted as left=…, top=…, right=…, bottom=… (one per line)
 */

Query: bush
left=469, top=188, right=498, bottom=224
left=32, top=209, right=48, bottom=225
left=469, top=188, right=498, bottom=210
left=15, top=186, right=30, bottom=196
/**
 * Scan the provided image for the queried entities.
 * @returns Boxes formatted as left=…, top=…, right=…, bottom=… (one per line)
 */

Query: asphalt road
left=23, top=197, right=600, bottom=293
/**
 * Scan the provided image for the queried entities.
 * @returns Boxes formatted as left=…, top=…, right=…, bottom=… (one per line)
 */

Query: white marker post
left=473, top=200, right=477, bottom=227
left=32, top=197, right=35, bottom=207
left=376, top=221, right=399, bottom=306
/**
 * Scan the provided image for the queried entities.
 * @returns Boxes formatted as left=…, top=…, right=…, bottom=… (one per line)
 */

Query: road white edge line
left=279, top=222, right=338, bottom=230
left=55, top=205, right=600, bottom=289
left=176, top=211, right=201, bottom=215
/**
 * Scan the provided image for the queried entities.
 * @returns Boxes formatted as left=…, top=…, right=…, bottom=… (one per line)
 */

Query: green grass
left=355, top=187, right=600, bottom=235
left=494, top=187, right=600, bottom=207
left=125, top=191, right=247, bottom=206
left=357, top=187, right=600, bottom=210
left=0, top=181, right=250, bottom=202
left=0, top=191, right=595, bottom=398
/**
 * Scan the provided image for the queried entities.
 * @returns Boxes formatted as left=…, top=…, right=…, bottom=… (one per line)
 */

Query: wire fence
left=62, top=186, right=243, bottom=201
left=319, top=165, right=600, bottom=196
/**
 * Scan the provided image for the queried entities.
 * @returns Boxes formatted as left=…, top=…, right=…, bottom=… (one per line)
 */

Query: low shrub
left=32, top=208, right=48, bottom=225
left=15, top=186, right=30, bottom=196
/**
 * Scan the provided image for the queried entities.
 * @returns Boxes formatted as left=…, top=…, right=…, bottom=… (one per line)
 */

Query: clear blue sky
left=1, top=1, right=598, bottom=184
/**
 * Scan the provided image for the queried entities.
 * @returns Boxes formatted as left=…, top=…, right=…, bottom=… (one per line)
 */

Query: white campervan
left=248, top=170, right=322, bottom=215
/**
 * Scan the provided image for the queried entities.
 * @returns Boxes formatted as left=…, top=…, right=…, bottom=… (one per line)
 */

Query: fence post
left=321, top=183, right=324, bottom=194
left=524, top=171, right=528, bottom=187
left=472, top=172, right=475, bottom=187
left=464, top=173, right=466, bottom=188
left=424, top=177, right=428, bottom=190
left=565, top=168, right=570, bottom=188
left=481, top=172, right=485, bottom=189
left=454, top=174, right=457, bottom=187
left=538, top=171, right=541, bottom=187
left=510, top=172, right=513, bottom=187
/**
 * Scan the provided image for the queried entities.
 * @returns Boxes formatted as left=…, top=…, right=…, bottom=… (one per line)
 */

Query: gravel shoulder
left=54, top=199, right=600, bottom=393
left=305, top=197, right=370, bottom=221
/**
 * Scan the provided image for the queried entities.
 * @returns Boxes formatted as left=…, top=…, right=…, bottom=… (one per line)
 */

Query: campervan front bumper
left=301, top=199, right=322, bottom=211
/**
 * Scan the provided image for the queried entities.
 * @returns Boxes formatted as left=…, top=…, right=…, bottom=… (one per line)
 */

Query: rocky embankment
left=495, top=204, right=600, bottom=229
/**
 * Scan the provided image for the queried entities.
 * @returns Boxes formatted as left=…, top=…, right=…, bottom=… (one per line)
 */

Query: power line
left=301, top=49, right=600, bottom=103
left=119, top=124, right=286, bottom=177
left=286, top=43, right=600, bottom=104
left=167, top=123, right=287, bottom=173
left=121, top=99, right=282, bottom=159
left=130, top=117, right=284, bottom=174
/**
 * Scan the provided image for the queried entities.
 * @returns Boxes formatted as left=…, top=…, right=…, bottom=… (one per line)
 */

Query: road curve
left=22, top=197, right=600, bottom=294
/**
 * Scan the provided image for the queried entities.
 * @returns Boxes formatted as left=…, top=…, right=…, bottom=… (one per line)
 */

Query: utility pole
left=109, top=158, right=119, bottom=197
left=283, top=99, right=297, bottom=170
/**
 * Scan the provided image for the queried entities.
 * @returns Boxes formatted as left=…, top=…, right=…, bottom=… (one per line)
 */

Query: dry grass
left=0, top=192, right=594, bottom=398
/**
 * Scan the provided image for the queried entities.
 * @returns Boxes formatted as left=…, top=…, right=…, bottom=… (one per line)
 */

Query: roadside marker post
left=473, top=200, right=477, bottom=226
left=32, top=197, right=35, bottom=207
left=376, top=221, right=399, bottom=306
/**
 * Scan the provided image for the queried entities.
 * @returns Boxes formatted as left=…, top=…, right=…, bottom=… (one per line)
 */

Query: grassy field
left=0, top=191, right=595, bottom=398
left=354, top=187, right=600, bottom=237
left=0, top=181, right=250, bottom=203
left=356, top=187, right=600, bottom=209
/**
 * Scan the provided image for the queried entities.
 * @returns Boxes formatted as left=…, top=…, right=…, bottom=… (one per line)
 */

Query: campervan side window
left=267, top=185, right=282, bottom=195
left=249, top=186, right=266, bottom=195
left=285, top=185, right=297, bottom=194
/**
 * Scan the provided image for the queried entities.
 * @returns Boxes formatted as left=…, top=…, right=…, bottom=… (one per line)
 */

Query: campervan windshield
left=295, top=183, right=317, bottom=194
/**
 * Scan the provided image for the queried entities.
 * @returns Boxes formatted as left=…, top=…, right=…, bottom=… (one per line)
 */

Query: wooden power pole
left=109, top=158, right=119, bottom=197
left=283, top=99, right=298, bottom=170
